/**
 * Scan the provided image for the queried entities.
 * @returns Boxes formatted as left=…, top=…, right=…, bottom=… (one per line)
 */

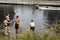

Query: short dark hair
left=31, top=20, right=33, bottom=22
left=16, top=16, right=19, bottom=18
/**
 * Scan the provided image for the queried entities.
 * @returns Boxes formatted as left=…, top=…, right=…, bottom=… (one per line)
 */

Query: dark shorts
left=30, top=27, right=35, bottom=31
left=4, top=25, right=7, bottom=27
left=7, top=23, right=10, bottom=26
left=7, top=21, right=10, bottom=26
left=15, top=24, right=19, bottom=30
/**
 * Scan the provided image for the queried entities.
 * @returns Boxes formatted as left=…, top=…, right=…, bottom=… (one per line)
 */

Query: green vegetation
left=15, top=22, right=60, bottom=40
left=0, top=30, right=60, bottom=40
left=17, top=31, right=41, bottom=40
left=0, top=25, right=4, bottom=29
left=0, top=31, right=15, bottom=40
left=51, top=20, right=60, bottom=33
left=17, top=31, right=60, bottom=40
left=0, top=25, right=10, bottom=40
left=0, top=31, right=60, bottom=40
left=0, top=23, right=60, bottom=40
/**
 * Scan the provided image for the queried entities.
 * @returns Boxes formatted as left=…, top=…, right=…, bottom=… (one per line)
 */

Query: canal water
left=14, top=5, right=60, bottom=31
left=14, top=5, right=48, bottom=31
left=0, top=5, right=60, bottom=32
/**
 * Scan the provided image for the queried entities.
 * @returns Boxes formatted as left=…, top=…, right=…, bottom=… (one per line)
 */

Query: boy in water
left=30, top=20, right=35, bottom=31
left=15, top=16, right=22, bottom=34
left=5, top=14, right=11, bottom=33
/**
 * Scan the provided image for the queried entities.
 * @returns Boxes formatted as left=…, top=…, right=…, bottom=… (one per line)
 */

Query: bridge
left=0, top=0, right=60, bottom=6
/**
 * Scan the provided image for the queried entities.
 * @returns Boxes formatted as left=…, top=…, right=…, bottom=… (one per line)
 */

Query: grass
left=0, top=24, right=60, bottom=40
left=0, top=31, right=10, bottom=40
left=17, top=31, right=41, bottom=40
left=0, top=30, right=60, bottom=40
left=17, top=31, right=60, bottom=40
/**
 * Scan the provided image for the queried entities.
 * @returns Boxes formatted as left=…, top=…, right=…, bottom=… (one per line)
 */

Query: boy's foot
left=5, top=33, right=8, bottom=36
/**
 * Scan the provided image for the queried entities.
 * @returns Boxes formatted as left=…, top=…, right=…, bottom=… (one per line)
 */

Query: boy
left=30, top=20, right=35, bottom=31
left=15, top=16, right=22, bottom=34
left=5, top=14, right=11, bottom=33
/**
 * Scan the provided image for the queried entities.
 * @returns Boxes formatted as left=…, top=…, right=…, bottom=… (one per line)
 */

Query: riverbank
left=0, top=30, right=60, bottom=40
left=0, top=23, right=60, bottom=40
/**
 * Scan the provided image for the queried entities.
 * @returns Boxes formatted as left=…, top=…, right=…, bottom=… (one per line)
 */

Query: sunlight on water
left=14, top=5, right=48, bottom=31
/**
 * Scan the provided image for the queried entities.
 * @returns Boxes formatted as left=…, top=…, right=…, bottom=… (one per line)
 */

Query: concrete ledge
left=0, top=0, right=60, bottom=5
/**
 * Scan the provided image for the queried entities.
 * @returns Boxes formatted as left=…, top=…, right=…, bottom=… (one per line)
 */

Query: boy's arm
left=19, top=19, right=22, bottom=26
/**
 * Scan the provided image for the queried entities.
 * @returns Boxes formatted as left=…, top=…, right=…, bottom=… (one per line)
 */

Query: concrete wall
left=0, top=0, right=60, bottom=5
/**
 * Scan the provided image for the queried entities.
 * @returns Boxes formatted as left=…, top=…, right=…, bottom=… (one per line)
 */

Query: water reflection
left=0, top=5, right=15, bottom=24
left=14, top=5, right=48, bottom=31
left=0, top=5, right=60, bottom=31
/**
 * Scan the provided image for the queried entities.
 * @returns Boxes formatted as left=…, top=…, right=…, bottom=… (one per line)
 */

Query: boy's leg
left=32, top=27, right=35, bottom=31
left=16, top=29, right=19, bottom=34
left=5, top=27, right=8, bottom=35
left=7, top=26, right=11, bottom=33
